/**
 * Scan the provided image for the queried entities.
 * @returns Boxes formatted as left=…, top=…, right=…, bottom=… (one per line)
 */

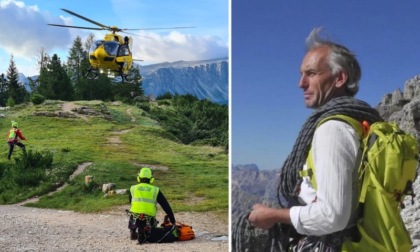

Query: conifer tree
left=128, top=65, right=144, bottom=97
left=6, top=55, right=27, bottom=105
left=114, top=65, right=144, bottom=101
left=38, top=54, right=73, bottom=100
left=0, top=73, right=7, bottom=106
left=68, top=36, right=88, bottom=100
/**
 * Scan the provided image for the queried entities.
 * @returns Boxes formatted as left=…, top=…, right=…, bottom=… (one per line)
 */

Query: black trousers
left=128, top=214, right=157, bottom=243
left=8, top=142, right=25, bottom=160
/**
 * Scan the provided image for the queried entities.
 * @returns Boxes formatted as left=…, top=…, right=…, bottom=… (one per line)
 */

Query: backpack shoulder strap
left=301, top=115, right=365, bottom=190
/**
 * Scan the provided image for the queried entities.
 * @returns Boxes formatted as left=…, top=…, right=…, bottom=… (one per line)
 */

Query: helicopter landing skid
left=120, top=73, right=143, bottom=84
left=83, top=67, right=99, bottom=80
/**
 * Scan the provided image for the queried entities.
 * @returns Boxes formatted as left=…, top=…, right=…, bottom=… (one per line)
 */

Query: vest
left=130, top=183, right=159, bottom=216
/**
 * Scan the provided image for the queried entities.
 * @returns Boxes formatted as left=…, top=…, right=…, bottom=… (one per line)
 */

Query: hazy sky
left=232, top=0, right=420, bottom=170
left=0, top=0, right=228, bottom=76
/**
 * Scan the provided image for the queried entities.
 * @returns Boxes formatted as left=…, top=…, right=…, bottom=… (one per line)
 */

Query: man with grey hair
left=247, top=28, right=382, bottom=250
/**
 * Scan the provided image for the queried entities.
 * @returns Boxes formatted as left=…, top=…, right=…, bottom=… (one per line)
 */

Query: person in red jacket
left=7, top=121, right=26, bottom=160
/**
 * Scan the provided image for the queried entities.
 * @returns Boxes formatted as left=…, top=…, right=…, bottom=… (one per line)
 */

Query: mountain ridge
left=140, top=58, right=228, bottom=104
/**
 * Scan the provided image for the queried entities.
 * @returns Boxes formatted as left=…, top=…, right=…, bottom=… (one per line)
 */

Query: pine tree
left=67, top=36, right=88, bottom=100
left=0, top=73, right=7, bottom=106
left=6, top=55, right=27, bottom=105
left=128, top=65, right=144, bottom=97
left=38, top=54, right=73, bottom=100
left=114, top=65, right=144, bottom=102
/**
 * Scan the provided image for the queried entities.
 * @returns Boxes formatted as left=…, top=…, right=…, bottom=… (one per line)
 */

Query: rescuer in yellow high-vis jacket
left=128, top=167, right=176, bottom=241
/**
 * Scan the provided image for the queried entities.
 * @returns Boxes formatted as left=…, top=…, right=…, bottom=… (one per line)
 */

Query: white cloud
left=134, top=30, right=228, bottom=64
left=0, top=0, right=228, bottom=75
left=0, top=1, right=72, bottom=59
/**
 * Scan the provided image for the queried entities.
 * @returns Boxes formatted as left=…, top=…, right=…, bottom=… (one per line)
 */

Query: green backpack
left=8, top=128, right=17, bottom=141
left=303, top=115, right=419, bottom=252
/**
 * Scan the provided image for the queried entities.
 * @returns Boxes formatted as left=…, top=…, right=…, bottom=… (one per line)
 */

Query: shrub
left=31, top=93, right=45, bottom=105
left=137, top=102, right=150, bottom=112
left=147, top=94, right=228, bottom=147
left=157, top=100, right=171, bottom=106
left=5, top=150, right=54, bottom=187
left=15, top=150, right=53, bottom=170
left=6, top=97, right=15, bottom=107
left=157, top=92, right=173, bottom=100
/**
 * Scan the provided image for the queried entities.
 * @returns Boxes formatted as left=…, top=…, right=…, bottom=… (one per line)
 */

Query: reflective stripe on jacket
left=129, top=183, right=159, bottom=216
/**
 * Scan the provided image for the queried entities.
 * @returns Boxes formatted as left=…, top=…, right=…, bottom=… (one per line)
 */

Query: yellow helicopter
left=48, top=9, right=193, bottom=83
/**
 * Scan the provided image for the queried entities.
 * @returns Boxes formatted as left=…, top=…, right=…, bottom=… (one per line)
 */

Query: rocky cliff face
left=232, top=75, right=420, bottom=251
left=231, top=164, right=280, bottom=216
left=140, top=58, right=228, bottom=104
left=379, top=75, right=420, bottom=251
left=376, top=75, right=420, bottom=139
left=231, top=164, right=280, bottom=251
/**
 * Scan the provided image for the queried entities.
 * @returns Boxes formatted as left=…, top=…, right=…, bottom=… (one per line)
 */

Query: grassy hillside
left=0, top=100, right=228, bottom=220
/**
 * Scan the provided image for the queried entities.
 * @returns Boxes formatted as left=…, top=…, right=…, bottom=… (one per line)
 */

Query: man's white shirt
left=290, top=120, right=361, bottom=236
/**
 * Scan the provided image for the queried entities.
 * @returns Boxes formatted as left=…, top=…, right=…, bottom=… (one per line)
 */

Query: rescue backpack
left=304, top=115, right=419, bottom=252
left=8, top=128, right=18, bottom=142
left=161, top=215, right=195, bottom=241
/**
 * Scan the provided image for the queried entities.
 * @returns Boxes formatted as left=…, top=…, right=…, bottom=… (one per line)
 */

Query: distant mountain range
left=19, top=57, right=229, bottom=104
left=140, top=58, right=228, bottom=104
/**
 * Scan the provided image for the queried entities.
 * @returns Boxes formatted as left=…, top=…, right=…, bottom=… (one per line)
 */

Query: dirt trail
left=16, top=162, right=93, bottom=206
left=126, top=108, right=136, bottom=123
left=61, top=102, right=89, bottom=121
left=0, top=204, right=228, bottom=251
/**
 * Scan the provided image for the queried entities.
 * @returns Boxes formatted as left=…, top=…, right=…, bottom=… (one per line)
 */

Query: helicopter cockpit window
left=89, top=40, right=105, bottom=53
left=117, top=44, right=130, bottom=56
left=103, top=41, right=119, bottom=56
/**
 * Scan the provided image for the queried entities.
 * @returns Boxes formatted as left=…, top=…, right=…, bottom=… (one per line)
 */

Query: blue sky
left=232, top=0, right=420, bottom=170
left=0, top=0, right=228, bottom=76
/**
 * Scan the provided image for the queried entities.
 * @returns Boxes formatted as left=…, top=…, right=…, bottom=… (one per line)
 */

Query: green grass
left=0, top=100, right=228, bottom=220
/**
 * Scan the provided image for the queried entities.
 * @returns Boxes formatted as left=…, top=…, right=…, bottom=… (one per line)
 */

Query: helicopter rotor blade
left=122, top=26, right=195, bottom=31
left=120, top=27, right=195, bottom=38
left=48, top=24, right=105, bottom=31
left=51, top=9, right=194, bottom=35
left=119, top=31, right=154, bottom=39
left=61, top=8, right=111, bottom=30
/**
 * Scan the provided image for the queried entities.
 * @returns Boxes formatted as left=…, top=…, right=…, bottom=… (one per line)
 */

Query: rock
left=115, top=189, right=128, bottom=195
left=102, top=183, right=116, bottom=193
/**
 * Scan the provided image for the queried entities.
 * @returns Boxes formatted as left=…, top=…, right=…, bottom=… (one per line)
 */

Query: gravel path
left=0, top=205, right=228, bottom=252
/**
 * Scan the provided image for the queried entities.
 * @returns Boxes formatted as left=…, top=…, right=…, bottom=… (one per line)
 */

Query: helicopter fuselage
left=87, top=34, right=133, bottom=78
